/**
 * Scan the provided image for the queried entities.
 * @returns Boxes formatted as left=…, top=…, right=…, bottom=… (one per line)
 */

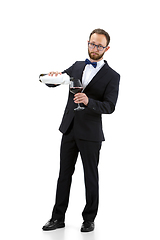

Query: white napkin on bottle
left=39, top=73, right=70, bottom=85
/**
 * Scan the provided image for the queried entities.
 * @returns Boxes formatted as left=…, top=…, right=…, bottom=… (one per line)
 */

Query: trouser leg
left=76, top=139, right=102, bottom=222
left=51, top=129, right=79, bottom=221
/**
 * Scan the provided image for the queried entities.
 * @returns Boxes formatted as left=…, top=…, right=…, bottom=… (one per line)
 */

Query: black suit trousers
left=51, top=121, right=102, bottom=222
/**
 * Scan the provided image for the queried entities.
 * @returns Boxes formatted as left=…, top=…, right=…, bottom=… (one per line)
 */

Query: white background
left=0, top=0, right=160, bottom=239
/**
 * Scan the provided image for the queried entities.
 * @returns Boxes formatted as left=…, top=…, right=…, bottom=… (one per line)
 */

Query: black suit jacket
left=47, top=60, right=120, bottom=142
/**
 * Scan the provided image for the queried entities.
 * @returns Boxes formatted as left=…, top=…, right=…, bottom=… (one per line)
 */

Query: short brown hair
left=89, top=28, right=110, bottom=46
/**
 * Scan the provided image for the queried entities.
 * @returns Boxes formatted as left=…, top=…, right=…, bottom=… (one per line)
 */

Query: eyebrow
left=90, top=41, right=104, bottom=47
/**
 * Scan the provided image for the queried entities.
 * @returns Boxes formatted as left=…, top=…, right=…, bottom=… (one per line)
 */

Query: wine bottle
left=39, top=73, right=72, bottom=85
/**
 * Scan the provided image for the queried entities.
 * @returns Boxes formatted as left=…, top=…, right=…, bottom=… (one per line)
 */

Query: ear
left=105, top=46, right=110, bottom=52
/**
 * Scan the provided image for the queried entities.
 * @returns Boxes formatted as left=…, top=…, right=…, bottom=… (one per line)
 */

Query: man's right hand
left=48, top=71, right=62, bottom=77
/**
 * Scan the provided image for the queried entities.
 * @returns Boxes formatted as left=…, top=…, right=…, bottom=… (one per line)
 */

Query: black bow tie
left=85, top=59, right=97, bottom=68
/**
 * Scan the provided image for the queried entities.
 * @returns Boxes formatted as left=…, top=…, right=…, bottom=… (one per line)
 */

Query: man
left=42, top=28, right=120, bottom=232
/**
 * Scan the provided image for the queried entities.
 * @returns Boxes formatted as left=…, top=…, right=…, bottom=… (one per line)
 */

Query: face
left=88, top=33, right=110, bottom=61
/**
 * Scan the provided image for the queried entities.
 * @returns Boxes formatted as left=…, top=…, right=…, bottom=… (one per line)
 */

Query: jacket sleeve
left=87, top=73, right=120, bottom=114
left=63, top=61, right=77, bottom=76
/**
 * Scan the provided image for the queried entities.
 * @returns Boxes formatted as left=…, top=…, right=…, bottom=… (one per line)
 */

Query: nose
left=93, top=46, right=99, bottom=52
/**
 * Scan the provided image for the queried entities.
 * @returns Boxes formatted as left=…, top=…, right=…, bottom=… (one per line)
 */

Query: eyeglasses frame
left=88, top=42, right=107, bottom=51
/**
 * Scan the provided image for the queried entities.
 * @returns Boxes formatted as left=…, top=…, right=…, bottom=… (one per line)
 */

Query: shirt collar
left=96, top=59, right=105, bottom=68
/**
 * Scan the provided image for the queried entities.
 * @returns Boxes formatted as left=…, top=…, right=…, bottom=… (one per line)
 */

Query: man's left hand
left=74, top=93, right=89, bottom=106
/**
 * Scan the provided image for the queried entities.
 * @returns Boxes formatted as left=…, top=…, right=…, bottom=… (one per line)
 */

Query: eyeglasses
left=88, top=42, right=107, bottom=51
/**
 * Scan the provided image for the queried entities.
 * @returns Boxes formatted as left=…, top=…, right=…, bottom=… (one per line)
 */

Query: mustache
left=90, top=52, right=99, bottom=55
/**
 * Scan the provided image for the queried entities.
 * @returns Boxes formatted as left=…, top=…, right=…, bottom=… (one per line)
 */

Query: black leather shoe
left=81, top=221, right=95, bottom=232
left=42, top=219, right=65, bottom=231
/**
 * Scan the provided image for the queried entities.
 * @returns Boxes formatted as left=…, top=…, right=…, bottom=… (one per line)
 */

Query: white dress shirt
left=82, top=59, right=105, bottom=89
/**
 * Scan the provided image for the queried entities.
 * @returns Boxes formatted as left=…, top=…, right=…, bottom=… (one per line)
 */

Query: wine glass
left=70, top=79, right=85, bottom=111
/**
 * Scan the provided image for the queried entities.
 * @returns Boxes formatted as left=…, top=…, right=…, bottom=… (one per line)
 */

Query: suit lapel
left=83, top=61, right=109, bottom=92
left=75, top=62, right=86, bottom=82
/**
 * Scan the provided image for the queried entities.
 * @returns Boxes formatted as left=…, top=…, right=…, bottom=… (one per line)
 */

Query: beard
left=88, top=49, right=105, bottom=61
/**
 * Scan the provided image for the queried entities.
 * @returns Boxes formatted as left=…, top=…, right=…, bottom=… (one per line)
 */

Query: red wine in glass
left=70, top=87, right=83, bottom=94
left=70, top=79, right=85, bottom=111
